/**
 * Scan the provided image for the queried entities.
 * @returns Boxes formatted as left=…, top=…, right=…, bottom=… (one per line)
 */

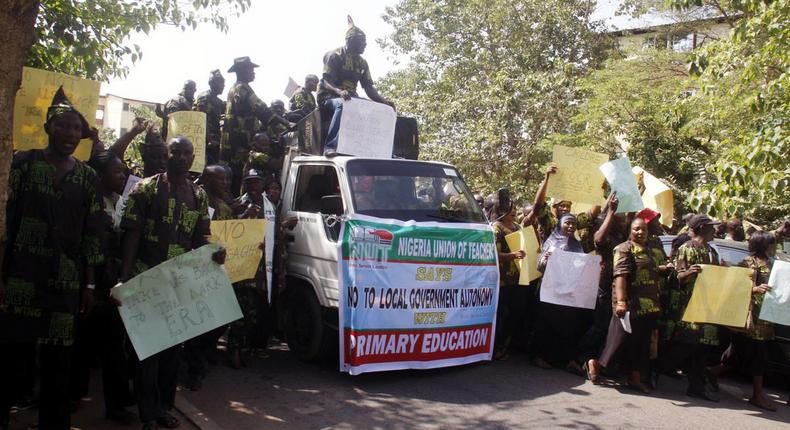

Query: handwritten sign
left=210, top=219, right=266, bottom=283
left=111, top=244, right=242, bottom=360
left=759, top=260, right=790, bottom=326
left=337, top=98, right=396, bottom=159
left=599, top=157, right=644, bottom=213
left=540, top=249, right=601, bottom=309
left=13, top=67, right=100, bottom=161
left=505, top=226, right=542, bottom=285
left=633, top=167, right=674, bottom=226
left=546, top=145, right=608, bottom=206
left=682, top=265, right=752, bottom=327
left=263, top=197, right=277, bottom=303
left=167, top=111, right=206, bottom=173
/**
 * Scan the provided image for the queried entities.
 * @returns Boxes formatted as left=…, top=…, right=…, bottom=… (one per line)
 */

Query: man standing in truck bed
left=318, top=16, right=395, bottom=156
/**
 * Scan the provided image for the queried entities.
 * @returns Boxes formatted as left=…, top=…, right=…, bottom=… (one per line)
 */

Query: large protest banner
left=600, top=157, right=644, bottom=213
left=339, top=215, right=499, bottom=375
left=13, top=67, right=100, bottom=161
left=540, top=249, right=601, bottom=309
left=546, top=145, right=609, bottom=206
left=167, top=111, right=207, bottom=173
left=759, top=260, right=790, bottom=326
left=633, top=167, right=674, bottom=226
left=111, top=244, right=242, bottom=360
left=337, top=98, right=396, bottom=159
left=683, top=265, right=752, bottom=327
left=210, top=219, right=267, bottom=283
left=505, top=226, right=542, bottom=285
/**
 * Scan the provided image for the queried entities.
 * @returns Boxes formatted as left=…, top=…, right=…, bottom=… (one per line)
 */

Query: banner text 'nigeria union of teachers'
left=339, top=215, right=499, bottom=375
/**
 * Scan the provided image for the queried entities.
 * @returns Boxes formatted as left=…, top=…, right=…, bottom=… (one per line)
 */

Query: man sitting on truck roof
left=318, top=16, right=396, bottom=156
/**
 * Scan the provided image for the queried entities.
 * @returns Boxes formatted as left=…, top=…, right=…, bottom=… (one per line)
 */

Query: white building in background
left=609, top=15, right=734, bottom=53
left=96, top=94, right=159, bottom=138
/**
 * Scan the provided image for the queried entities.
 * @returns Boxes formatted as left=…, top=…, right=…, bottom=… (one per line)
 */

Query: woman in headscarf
left=715, top=231, right=778, bottom=411
left=531, top=213, right=588, bottom=374
left=588, top=218, right=671, bottom=393
left=491, top=194, right=525, bottom=360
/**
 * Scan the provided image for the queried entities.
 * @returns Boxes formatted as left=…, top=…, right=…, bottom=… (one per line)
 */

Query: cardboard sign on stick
left=337, top=98, right=396, bottom=159
left=505, top=226, right=542, bottom=284
left=167, top=111, right=206, bottom=173
left=682, top=265, right=752, bottom=327
left=546, top=145, right=608, bottom=206
left=209, top=219, right=267, bottom=283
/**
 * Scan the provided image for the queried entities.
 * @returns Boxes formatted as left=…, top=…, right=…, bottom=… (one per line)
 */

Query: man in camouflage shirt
left=194, top=70, right=226, bottom=165
left=221, top=56, right=291, bottom=195
left=288, top=74, right=319, bottom=121
left=318, top=16, right=395, bottom=155
left=156, top=80, right=197, bottom=138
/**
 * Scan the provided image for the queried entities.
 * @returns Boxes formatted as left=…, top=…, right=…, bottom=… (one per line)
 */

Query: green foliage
left=124, top=105, right=160, bottom=176
left=379, top=0, right=611, bottom=203
left=554, top=49, right=710, bottom=216
left=98, top=126, right=117, bottom=147
left=29, top=0, right=250, bottom=80
left=679, top=0, right=790, bottom=224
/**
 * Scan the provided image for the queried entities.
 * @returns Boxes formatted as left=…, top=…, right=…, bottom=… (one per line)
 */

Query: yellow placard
left=633, top=167, right=674, bottom=227
left=505, top=226, right=542, bottom=285
left=682, top=264, right=753, bottom=327
left=546, top=145, right=608, bottom=206
left=13, top=67, right=100, bottom=160
left=209, top=219, right=267, bottom=283
left=167, top=111, right=207, bottom=173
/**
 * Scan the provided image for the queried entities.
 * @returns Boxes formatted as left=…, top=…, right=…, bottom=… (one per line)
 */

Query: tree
left=550, top=48, right=710, bottom=216
left=674, top=0, right=790, bottom=224
left=0, top=0, right=250, bottom=238
left=379, top=0, right=611, bottom=202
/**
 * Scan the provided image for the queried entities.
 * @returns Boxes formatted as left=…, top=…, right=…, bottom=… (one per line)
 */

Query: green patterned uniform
left=0, top=150, right=105, bottom=346
left=666, top=240, right=721, bottom=346
left=316, top=46, right=374, bottom=106
left=194, top=90, right=226, bottom=148
left=289, top=86, right=316, bottom=116
left=120, top=173, right=211, bottom=275
left=221, top=81, right=274, bottom=165
left=493, top=221, right=521, bottom=287
left=737, top=256, right=774, bottom=341
left=612, top=240, right=667, bottom=317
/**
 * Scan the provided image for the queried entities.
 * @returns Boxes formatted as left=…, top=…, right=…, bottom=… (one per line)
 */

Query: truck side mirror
left=321, top=194, right=343, bottom=216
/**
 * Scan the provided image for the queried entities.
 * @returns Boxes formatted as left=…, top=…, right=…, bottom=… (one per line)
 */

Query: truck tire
left=284, top=285, right=324, bottom=361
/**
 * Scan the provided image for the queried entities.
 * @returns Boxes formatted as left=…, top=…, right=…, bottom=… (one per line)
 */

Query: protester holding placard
left=592, top=218, right=671, bottom=393
left=491, top=195, right=525, bottom=360
left=661, top=214, right=722, bottom=402
left=118, top=136, right=225, bottom=430
left=532, top=165, right=600, bottom=244
left=714, top=231, right=777, bottom=411
left=0, top=89, right=105, bottom=430
left=579, top=193, right=627, bottom=382
left=532, top=213, right=589, bottom=375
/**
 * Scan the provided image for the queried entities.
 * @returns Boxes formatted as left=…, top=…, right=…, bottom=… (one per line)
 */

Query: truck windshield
left=346, top=159, right=487, bottom=223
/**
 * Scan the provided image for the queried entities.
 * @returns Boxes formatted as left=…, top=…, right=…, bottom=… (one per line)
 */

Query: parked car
left=659, top=236, right=790, bottom=381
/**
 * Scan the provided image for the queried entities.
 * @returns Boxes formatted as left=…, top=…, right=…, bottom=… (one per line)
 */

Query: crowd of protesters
left=485, top=166, right=790, bottom=413
left=2, top=14, right=790, bottom=430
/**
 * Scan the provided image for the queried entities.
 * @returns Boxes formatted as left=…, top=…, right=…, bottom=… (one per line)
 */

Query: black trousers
left=136, top=345, right=179, bottom=423
left=661, top=341, right=707, bottom=393
left=599, top=314, right=657, bottom=373
left=533, top=302, right=591, bottom=364
left=494, top=285, right=528, bottom=350
left=577, top=288, right=613, bottom=364
left=1, top=343, right=72, bottom=430
left=184, top=326, right=225, bottom=379
left=721, top=334, right=769, bottom=377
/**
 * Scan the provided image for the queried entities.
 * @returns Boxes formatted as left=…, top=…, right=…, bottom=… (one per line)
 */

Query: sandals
left=584, top=360, right=600, bottom=385
left=748, top=398, right=777, bottom=412
left=156, top=412, right=180, bottom=429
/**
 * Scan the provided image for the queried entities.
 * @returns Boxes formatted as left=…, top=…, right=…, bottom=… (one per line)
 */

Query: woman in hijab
left=531, top=214, right=587, bottom=374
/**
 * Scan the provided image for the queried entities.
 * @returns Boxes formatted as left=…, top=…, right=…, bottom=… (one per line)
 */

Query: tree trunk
left=0, top=1, right=40, bottom=239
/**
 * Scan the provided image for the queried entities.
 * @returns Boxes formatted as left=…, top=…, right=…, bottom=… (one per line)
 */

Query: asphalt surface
left=180, top=342, right=790, bottom=430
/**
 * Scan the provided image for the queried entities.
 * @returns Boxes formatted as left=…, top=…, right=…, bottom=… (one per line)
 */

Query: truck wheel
left=284, top=286, right=324, bottom=361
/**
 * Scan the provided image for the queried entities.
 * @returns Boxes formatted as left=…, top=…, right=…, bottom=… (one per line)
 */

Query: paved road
left=182, top=342, right=790, bottom=430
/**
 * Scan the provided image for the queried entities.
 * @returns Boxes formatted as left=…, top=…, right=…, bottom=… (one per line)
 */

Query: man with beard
left=117, top=136, right=225, bottom=430
left=0, top=87, right=105, bottom=429
left=318, top=16, right=395, bottom=156
left=194, top=71, right=226, bottom=165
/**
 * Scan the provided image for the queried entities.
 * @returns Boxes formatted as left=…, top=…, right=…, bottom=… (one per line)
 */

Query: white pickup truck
left=276, top=149, right=488, bottom=361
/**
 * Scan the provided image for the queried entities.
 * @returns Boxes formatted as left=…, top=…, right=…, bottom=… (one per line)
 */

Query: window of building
left=671, top=33, right=695, bottom=52
left=120, top=128, right=128, bottom=136
left=122, top=102, right=130, bottom=111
